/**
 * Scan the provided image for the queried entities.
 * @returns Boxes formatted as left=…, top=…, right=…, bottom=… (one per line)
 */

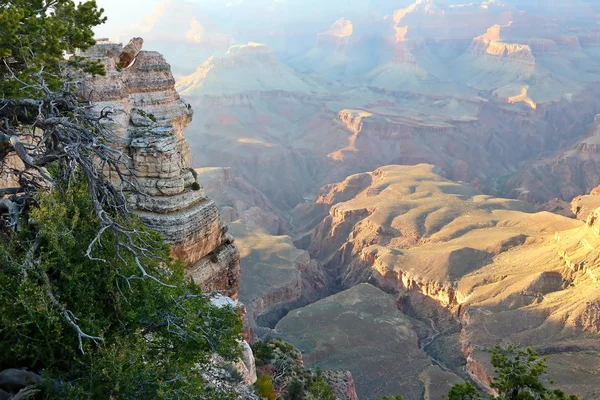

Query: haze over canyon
left=94, top=0, right=600, bottom=398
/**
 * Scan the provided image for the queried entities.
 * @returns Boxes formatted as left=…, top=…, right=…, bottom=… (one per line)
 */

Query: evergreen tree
left=307, top=376, right=336, bottom=400
left=0, top=0, right=106, bottom=98
left=446, top=383, right=481, bottom=400
left=285, top=379, right=306, bottom=400
left=446, top=344, right=579, bottom=400
left=489, top=345, right=578, bottom=400
left=0, top=178, right=243, bottom=398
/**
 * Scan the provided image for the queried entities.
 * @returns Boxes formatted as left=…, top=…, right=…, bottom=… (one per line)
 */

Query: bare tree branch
left=42, top=268, right=104, bottom=354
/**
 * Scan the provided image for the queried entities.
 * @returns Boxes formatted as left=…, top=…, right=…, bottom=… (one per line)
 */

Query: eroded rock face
left=571, top=185, right=600, bottom=220
left=79, top=39, right=240, bottom=298
left=506, top=114, right=600, bottom=204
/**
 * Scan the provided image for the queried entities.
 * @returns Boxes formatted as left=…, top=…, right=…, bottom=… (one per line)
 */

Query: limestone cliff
left=79, top=39, right=240, bottom=298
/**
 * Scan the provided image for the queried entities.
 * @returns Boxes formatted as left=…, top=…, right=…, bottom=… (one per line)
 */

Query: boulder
left=0, top=369, right=42, bottom=391
left=235, top=341, right=257, bottom=385
left=118, top=37, right=143, bottom=68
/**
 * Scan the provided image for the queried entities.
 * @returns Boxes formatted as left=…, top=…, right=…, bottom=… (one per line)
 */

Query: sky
left=92, top=0, right=411, bottom=40
left=94, top=0, right=167, bottom=39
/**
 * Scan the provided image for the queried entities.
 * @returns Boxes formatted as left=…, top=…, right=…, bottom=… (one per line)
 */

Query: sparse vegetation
left=255, top=373, right=277, bottom=400
left=306, top=376, right=336, bottom=400
left=252, top=337, right=338, bottom=400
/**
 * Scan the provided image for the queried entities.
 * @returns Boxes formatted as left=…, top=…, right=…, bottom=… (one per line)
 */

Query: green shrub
left=252, top=340, right=276, bottom=365
left=0, top=180, right=242, bottom=398
left=307, top=376, right=336, bottom=400
left=285, top=379, right=306, bottom=400
left=445, top=383, right=480, bottom=400
left=255, top=374, right=277, bottom=400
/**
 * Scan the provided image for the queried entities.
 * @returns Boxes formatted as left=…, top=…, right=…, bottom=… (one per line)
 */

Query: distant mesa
left=393, top=0, right=443, bottom=25
left=468, top=23, right=535, bottom=65
left=175, top=42, right=322, bottom=96
left=320, top=18, right=354, bottom=38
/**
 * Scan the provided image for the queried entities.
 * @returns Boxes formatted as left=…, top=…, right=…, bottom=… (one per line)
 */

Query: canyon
left=175, top=3, right=600, bottom=211
left=279, top=164, right=600, bottom=399
left=165, top=1, right=600, bottom=398
left=68, top=0, right=600, bottom=398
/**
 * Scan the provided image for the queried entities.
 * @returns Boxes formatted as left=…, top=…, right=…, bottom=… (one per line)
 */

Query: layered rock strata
left=79, top=39, right=240, bottom=298
left=507, top=114, right=600, bottom=204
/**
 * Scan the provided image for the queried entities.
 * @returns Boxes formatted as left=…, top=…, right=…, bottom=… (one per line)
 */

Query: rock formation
left=507, top=114, right=600, bottom=204
left=78, top=39, right=240, bottom=298
left=322, top=370, right=359, bottom=400
left=177, top=0, right=600, bottom=213
left=571, top=185, right=600, bottom=220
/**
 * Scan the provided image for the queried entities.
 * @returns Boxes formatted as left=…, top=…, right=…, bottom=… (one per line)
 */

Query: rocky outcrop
left=0, top=369, right=43, bottom=400
left=79, top=39, right=240, bottom=298
left=322, top=370, right=359, bottom=400
left=571, top=186, right=600, bottom=220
